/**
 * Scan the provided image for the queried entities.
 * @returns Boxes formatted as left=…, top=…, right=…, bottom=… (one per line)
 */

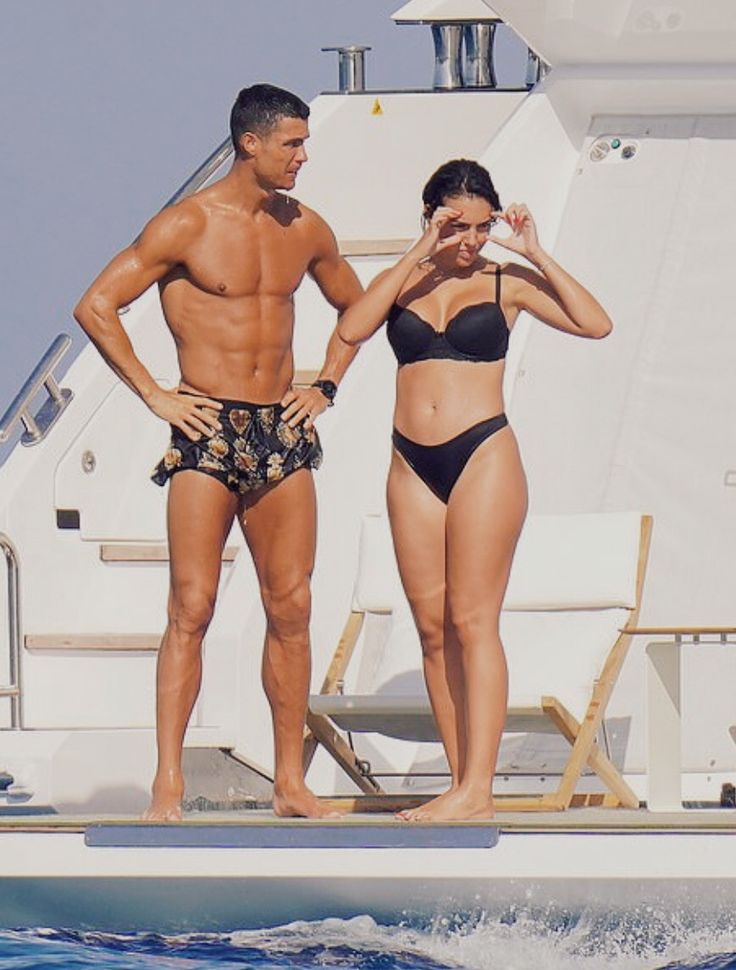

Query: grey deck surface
left=2, top=807, right=736, bottom=833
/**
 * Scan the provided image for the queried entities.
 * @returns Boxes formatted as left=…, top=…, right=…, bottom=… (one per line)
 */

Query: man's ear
left=240, top=131, right=259, bottom=157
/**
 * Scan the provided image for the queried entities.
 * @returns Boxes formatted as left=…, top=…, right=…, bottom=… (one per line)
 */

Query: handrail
left=0, top=533, right=22, bottom=729
left=0, top=334, right=73, bottom=447
left=161, top=137, right=233, bottom=210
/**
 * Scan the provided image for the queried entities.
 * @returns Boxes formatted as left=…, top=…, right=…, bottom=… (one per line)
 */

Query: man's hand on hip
left=148, top=387, right=223, bottom=441
left=281, top=386, right=330, bottom=430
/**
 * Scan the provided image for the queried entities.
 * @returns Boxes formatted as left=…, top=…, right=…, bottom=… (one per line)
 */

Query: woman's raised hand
left=490, top=203, right=543, bottom=263
left=411, top=206, right=462, bottom=263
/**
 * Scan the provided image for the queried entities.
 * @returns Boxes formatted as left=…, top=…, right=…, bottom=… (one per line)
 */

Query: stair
left=24, top=634, right=160, bottom=652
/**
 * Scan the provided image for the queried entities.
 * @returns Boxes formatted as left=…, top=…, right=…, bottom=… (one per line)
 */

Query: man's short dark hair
left=230, top=84, right=310, bottom=154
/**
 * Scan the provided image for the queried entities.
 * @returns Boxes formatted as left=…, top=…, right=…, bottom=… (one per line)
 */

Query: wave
left=4, top=908, right=736, bottom=970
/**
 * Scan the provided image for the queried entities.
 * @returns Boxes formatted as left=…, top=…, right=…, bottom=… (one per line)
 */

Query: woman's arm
left=337, top=207, right=461, bottom=345
left=493, top=203, right=613, bottom=339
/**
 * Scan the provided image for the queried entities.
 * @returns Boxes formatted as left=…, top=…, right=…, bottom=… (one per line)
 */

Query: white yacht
left=2, top=0, right=736, bottom=934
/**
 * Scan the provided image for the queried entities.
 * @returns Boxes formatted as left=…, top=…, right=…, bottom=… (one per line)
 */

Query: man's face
left=246, top=116, right=309, bottom=191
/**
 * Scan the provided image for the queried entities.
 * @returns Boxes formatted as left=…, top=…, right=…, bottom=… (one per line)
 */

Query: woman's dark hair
left=422, top=159, right=500, bottom=217
left=230, top=83, right=310, bottom=154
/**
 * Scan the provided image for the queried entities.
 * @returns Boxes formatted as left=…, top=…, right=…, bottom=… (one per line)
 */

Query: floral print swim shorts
left=151, top=397, right=322, bottom=495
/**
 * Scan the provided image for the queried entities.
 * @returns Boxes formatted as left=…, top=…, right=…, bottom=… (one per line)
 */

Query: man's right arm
left=74, top=203, right=222, bottom=440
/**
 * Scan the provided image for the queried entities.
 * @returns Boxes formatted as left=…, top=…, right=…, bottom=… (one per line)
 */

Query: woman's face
left=438, top=194, right=497, bottom=267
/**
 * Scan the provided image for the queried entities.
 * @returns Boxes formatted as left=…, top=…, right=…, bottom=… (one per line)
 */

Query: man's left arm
left=281, top=216, right=364, bottom=428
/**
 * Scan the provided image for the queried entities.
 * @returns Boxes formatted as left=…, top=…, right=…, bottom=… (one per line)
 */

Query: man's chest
left=184, top=219, right=314, bottom=298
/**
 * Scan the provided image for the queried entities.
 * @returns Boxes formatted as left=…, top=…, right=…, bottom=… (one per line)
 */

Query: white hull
left=3, top=818, right=736, bottom=932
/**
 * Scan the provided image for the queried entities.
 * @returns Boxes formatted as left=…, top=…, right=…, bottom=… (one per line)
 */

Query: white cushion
left=353, top=511, right=643, bottom=613
left=504, top=512, right=643, bottom=611
left=362, top=602, right=630, bottom=723
left=353, top=514, right=403, bottom=612
left=503, top=608, right=630, bottom=721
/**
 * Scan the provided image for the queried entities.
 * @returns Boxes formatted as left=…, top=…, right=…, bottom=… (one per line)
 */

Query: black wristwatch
left=312, top=379, right=337, bottom=406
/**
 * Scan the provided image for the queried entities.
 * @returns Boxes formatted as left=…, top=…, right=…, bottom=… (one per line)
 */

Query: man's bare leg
left=145, top=471, right=237, bottom=820
left=240, top=468, right=337, bottom=818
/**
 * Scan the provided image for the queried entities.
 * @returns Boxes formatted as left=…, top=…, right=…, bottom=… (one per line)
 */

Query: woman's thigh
left=445, top=427, right=528, bottom=618
left=387, top=452, right=447, bottom=635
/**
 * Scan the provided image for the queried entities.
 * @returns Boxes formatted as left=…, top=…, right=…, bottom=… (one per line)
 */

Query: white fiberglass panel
left=469, top=89, right=582, bottom=409
left=492, top=0, right=736, bottom=67
left=298, top=91, right=526, bottom=241
left=54, top=291, right=178, bottom=541
left=508, top=113, right=736, bottom=774
left=511, top=114, right=736, bottom=623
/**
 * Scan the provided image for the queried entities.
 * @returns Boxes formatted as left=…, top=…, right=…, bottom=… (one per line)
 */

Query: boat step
left=2, top=784, right=33, bottom=802
left=24, top=634, right=160, bottom=652
left=0, top=803, right=55, bottom=816
left=100, top=544, right=239, bottom=562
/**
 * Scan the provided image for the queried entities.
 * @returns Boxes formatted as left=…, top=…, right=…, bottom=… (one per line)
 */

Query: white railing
left=0, top=533, right=22, bottom=729
left=0, top=334, right=73, bottom=447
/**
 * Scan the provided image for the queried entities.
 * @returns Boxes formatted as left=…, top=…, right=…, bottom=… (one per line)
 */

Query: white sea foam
left=227, top=908, right=736, bottom=970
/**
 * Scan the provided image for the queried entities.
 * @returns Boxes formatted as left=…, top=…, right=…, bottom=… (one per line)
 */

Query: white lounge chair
left=306, top=511, right=653, bottom=812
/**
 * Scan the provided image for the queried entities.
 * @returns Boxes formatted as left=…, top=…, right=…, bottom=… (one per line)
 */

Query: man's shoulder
left=290, top=197, right=337, bottom=248
left=161, top=196, right=208, bottom=233
left=140, top=197, right=207, bottom=250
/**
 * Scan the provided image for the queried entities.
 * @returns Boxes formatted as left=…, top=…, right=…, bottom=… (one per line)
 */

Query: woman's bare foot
left=396, top=785, right=457, bottom=822
left=401, top=786, right=494, bottom=823
left=272, top=784, right=343, bottom=819
left=142, top=771, right=184, bottom=822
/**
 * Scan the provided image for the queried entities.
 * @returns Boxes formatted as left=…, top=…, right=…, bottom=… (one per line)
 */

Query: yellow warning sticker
left=371, top=98, right=383, bottom=116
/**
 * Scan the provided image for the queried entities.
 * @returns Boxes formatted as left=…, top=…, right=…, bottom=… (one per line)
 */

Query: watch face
left=314, top=380, right=337, bottom=401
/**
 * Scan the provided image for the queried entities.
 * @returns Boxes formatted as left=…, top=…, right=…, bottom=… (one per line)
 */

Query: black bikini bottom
left=392, top=413, right=508, bottom=504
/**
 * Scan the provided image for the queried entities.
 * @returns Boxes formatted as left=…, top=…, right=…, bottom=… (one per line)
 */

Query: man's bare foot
left=142, top=772, right=184, bottom=822
left=272, top=784, right=343, bottom=819
left=399, top=786, right=494, bottom=823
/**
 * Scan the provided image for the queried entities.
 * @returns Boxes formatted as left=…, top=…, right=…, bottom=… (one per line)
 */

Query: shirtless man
left=74, top=84, right=363, bottom=820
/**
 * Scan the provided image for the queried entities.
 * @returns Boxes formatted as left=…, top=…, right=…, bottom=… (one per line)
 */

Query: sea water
left=2, top=911, right=736, bottom=969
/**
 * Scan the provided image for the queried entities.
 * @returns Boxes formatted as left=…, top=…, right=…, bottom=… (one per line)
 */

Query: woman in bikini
left=337, top=159, right=612, bottom=821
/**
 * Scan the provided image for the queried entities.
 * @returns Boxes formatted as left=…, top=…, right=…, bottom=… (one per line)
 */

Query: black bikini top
left=387, top=265, right=508, bottom=366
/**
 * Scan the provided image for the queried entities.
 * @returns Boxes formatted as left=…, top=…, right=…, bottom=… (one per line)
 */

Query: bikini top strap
left=495, top=263, right=502, bottom=303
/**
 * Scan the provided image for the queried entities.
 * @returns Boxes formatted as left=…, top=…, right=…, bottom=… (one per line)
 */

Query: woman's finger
left=429, top=207, right=461, bottom=230
left=435, top=232, right=463, bottom=251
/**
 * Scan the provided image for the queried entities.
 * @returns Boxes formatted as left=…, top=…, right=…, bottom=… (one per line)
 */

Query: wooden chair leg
left=306, top=712, right=385, bottom=795
left=542, top=697, right=639, bottom=809
left=303, top=611, right=366, bottom=776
